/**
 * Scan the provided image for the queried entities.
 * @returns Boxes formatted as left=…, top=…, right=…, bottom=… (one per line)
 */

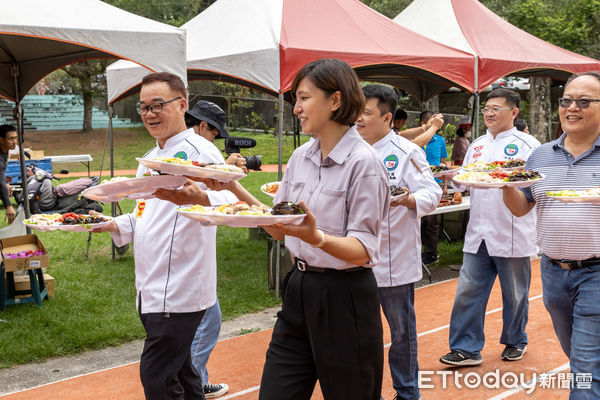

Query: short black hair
left=419, top=110, right=434, bottom=125
left=0, top=124, right=16, bottom=139
left=514, top=118, right=528, bottom=131
left=565, top=71, right=600, bottom=87
left=291, top=59, right=365, bottom=125
left=486, top=88, right=521, bottom=109
left=362, top=84, right=398, bottom=116
left=394, top=109, right=407, bottom=121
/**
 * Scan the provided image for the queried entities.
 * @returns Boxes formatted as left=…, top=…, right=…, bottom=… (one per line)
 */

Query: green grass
left=44, top=128, right=310, bottom=174
left=0, top=172, right=281, bottom=368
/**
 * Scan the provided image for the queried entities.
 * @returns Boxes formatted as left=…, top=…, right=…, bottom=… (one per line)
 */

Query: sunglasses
left=558, top=98, right=600, bottom=109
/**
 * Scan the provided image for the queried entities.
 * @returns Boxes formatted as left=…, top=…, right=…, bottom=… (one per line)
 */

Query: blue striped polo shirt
left=522, top=132, right=600, bottom=260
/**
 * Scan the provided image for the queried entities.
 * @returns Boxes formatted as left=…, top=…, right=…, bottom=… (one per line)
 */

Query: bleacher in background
left=0, top=95, right=141, bottom=131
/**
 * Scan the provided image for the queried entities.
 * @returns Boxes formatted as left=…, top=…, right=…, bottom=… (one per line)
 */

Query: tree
left=360, top=0, right=411, bottom=18
left=63, top=60, right=110, bottom=133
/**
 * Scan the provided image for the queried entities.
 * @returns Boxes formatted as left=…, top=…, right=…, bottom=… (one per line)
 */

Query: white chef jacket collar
left=371, top=130, right=396, bottom=152
left=486, top=126, right=518, bottom=141
left=157, top=128, right=196, bottom=149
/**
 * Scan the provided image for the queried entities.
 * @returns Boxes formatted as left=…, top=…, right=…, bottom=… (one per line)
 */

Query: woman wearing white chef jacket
left=155, top=59, right=390, bottom=400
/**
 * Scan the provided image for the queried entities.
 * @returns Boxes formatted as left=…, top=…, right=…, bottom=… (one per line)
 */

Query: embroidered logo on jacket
left=504, top=144, right=518, bottom=156
left=136, top=201, right=146, bottom=218
left=384, top=154, right=399, bottom=171
left=173, top=151, right=188, bottom=160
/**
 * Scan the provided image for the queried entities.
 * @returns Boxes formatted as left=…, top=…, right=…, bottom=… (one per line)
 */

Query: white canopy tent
left=0, top=0, right=187, bottom=218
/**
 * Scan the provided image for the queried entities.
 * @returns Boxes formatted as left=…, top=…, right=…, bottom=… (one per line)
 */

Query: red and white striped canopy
left=108, top=0, right=476, bottom=103
left=394, top=0, right=600, bottom=91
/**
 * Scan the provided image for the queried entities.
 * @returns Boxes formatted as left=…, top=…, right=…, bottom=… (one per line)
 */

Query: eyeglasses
left=136, top=97, right=182, bottom=115
left=482, top=107, right=514, bottom=115
left=558, top=98, right=600, bottom=109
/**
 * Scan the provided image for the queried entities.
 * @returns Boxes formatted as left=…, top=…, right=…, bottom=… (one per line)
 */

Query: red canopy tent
left=107, top=0, right=476, bottom=104
left=394, top=0, right=600, bottom=92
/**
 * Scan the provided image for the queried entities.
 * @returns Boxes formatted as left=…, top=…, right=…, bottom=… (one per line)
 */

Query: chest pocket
left=284, top=181, right=305, bottom=203
left=313, top=187, right=346, bottom=235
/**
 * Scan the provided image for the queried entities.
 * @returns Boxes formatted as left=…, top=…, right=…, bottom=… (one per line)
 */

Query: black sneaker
left=440, top=350, right=483, bottom=366
left=203, top=383, right=229, bottom=398
left=502, top=345, right=527, bottom=361
left=422, top=253, right=440, bottom=265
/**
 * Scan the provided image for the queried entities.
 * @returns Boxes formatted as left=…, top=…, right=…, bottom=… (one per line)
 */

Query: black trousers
left=421, top=215, right=440, bottom=257
left=259, top=267, right=383, bottom=400
left=139, top=310, right=206, bottom=400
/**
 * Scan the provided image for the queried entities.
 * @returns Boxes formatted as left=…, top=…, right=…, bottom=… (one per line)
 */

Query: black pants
left=421, top=215, right=440, bottom=258
left=139, top=310, right=206, bottom=400
left=259, top=267, right=383, bottom=400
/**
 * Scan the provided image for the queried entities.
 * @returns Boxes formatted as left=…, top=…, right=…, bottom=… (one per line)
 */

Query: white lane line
left=384, top=293, right=543, bottom=349
left=486, top=362, right=570, bottom=399
left=218, top=385, right=261, bottom=399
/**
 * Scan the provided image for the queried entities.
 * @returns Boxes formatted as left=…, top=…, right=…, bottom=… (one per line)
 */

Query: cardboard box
left=13, top=273, right=54, bottom=297
left=1, top=234, right=50, bottom=272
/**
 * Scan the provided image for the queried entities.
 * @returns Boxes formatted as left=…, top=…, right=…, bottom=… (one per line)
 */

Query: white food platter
left=82, top=175, right=188, bottom=202
left=452, top=173, right=545, bottom=189
left=177, top=208, right=305, bottom=228
left=260, top=181, right=280, bottom=198
left=433, top=169, right=460, bottom=179
left=136, top=158, right=246, bottom=182
left=23, top=218, right=114, bottom=232
left=546, top=195, right=600, bottom=204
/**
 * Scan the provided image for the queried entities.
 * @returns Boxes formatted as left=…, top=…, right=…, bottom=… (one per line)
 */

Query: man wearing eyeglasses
left=94, top=72, right=236, bottom=400
left=440, top=88, right=541, bottom=367
left=502, top=72, right=600, bottom=398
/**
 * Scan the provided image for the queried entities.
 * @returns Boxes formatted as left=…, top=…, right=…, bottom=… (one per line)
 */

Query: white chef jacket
left=111, top=129, right=237, bottom=314
left=461, top=127, right=540, bottom=257
left=372, top=131, right=442, bottom=287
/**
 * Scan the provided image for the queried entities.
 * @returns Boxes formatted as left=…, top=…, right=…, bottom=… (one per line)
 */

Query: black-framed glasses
left=558, top=98, right=600, bottom=109
left=136, top=97, right=182, bottom=115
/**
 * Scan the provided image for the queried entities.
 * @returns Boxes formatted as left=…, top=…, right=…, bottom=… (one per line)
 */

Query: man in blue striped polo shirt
left=503, top=72, right=600, bottom=398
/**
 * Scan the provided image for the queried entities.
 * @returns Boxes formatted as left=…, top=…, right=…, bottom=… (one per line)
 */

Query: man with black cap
left=184, top=100, right=237, bottom=398
left=186, top=100, right=247, bottom=173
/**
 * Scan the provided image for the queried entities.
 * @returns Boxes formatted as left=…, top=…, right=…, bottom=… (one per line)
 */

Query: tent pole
left=275, top=93, right=284, bottom=300
left=11, top=62, right=31, bottom=224
left=473, top=56, right=481, bottom=139
left=109, top=104, right=115, bottom=260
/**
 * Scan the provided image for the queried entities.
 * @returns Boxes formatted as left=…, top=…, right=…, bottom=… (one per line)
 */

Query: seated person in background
left=392, top=109, right=408, bottom=132
left=514, top=118, right=529, bottom=133
left=451, top=123, right=471, bottom=166
left=26, top=166, right=57, bottom=211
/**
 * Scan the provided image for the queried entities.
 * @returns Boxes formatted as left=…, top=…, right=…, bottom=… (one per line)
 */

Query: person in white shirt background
left=440, top=88, right=541, bottom=367
left=356, top=84, right=442, bottom=400
left=94, top=72, right=236, bottom=399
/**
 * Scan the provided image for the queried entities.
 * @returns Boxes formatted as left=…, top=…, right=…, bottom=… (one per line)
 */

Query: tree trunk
left=81, top=75, right=93, bottom=133
left=529, top=77, right=551, bottom=143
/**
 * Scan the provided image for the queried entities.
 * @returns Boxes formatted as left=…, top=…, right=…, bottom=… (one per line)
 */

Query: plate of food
left=260, top=181, right=280, bottom=198
left=546, top=187, right=600, bottom=204
left=430, top=164, right=461, bottom=178
left=136, top=157, right=246, bottom=182
left=452, top=170, right=544, bottom=189
left=390, top=185, right=409, bottom=202
left=177, top=201, right=306, bottom=228
left=82, top=175, right=188, bottom=202
left=492, top=159, right=527, bottom=171
left=438, top=192, right=463, bottom=207
left=24, top=211, right=113, bottom=232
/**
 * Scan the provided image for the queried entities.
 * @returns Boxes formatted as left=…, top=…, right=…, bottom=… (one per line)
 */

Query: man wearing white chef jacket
left=439, top=88, right=541, bottom=367
left=357, top=84, right=442, bottom=400
left=94, top=72, right=235, bottom=400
